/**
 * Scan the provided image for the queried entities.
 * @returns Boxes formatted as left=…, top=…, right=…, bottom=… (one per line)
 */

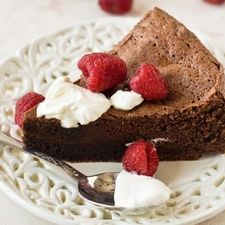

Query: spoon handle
left=0, top=132, right=86, bottom=181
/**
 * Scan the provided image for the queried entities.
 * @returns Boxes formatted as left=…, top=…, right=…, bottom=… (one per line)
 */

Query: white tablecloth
left=0, top=0, right=225, bottom=224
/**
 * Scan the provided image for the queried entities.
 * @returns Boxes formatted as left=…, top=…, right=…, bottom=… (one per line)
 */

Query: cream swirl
left=37, top=77, right=111, bottom=128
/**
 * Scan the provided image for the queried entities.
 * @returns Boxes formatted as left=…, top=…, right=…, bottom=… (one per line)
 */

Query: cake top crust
left=108, top=7, right=225, bottom=113
left=26, top=7, right=225, bottom=121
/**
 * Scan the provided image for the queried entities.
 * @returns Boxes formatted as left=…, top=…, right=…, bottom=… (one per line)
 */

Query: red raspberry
left=122, top=140, right=159, bottom=177
left=15, top=92, right=45, bottom=128
left=78, top=53, right=127, bottom=92
left=98, top=0, right=133, bottom=15
left=204, top=0, right=225, bottom=3
left=129, top=63, right=168, bottom=101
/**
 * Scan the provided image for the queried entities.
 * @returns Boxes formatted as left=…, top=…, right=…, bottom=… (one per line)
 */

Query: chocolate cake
left=22, top=7, right=225, bottom=162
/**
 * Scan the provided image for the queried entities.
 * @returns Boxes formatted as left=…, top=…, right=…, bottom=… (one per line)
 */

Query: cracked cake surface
left=22, top=7, right=225, bottom=162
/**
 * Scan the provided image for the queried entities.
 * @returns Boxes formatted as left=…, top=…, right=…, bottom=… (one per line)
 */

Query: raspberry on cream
left=114, top=140, right=171, bottom=209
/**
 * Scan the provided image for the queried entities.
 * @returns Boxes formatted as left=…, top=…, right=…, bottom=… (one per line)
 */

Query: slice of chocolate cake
left=22, top=7, right=225, bottom=162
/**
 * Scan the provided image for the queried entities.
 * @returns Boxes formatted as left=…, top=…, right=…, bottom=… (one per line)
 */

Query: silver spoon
left=0, top=132, right=123, bottom=210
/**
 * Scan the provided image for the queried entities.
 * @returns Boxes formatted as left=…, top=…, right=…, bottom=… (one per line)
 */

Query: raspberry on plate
left=122, top=140, right=159, bottom=176
left=98, top=0, right=133, bottom=15
left=78, top=52, right=127, bottom=92
left=129, top=63, right=168, bottom=101
left=15, top=92, right=45, bottom=128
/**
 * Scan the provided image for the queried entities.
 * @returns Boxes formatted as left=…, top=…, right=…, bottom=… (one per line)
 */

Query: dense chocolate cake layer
left=22, top=8, right=225, bottom=162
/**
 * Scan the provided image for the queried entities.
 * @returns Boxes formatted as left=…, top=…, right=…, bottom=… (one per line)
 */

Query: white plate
left=0, top=17, right=225, bottom=225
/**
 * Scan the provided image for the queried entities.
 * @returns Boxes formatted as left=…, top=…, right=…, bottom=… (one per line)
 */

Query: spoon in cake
left=0, top=132, right=151, bottom=213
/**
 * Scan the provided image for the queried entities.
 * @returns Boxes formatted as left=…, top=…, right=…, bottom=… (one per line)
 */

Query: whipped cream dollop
left=114, top=170, right=171, bottom=209
left=110, top=90, right=144, bottom=110
left=37, top=77, right=111, bottom=128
